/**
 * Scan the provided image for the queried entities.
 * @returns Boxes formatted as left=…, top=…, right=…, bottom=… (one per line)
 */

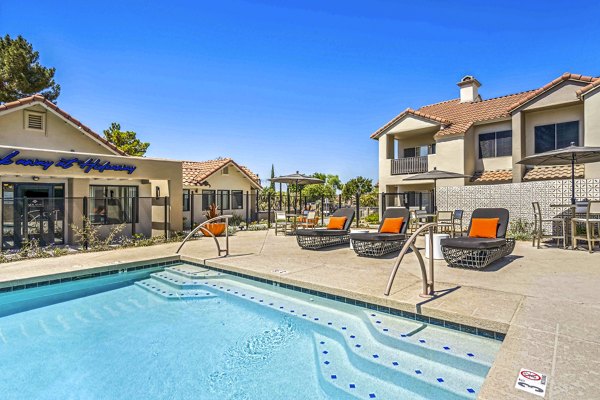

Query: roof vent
left=25, top=111, right=45, bottom=132
left=457, top=76, right=482, bottom=103
left=222, top=166, right=229, bottom=175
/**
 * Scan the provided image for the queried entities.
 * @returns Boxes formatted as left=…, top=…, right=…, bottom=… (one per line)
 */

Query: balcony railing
left=391, top=156, right=428, bottom=175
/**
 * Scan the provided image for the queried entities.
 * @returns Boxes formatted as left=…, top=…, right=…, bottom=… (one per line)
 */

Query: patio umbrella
left=270, top=172, right=324, bottom=213
left=517, top=143, right=600, bottom=204
left=403, top=168, right=469, bottom=211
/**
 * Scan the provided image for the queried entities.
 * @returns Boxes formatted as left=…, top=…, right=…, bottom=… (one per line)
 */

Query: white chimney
left=457, top=75, right=482, bottom=103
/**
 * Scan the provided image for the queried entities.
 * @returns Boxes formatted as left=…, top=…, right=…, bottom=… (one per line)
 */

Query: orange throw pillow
left=327, top=216, right=347, bottom=230
left=380, top=217, right=404, bottom=234
left=469, top=218, right=499, bottom=238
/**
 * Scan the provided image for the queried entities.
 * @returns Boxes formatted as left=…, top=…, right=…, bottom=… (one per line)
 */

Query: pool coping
left=0, top=253, right=506, bottom=341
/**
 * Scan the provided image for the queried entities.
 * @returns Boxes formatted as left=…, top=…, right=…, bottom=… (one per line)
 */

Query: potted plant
left=202, top=203, right=226, bottom=237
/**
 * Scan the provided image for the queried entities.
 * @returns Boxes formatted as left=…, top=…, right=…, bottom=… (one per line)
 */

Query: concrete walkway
left=0, top=229, right=598, bottom=399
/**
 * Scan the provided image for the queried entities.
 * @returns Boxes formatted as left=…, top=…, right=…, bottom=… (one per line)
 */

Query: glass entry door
left=2, top=183, right=65, bottom=250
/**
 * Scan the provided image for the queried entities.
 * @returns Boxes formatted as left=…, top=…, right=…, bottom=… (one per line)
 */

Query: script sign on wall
left=0, top=150, right=137, bottom=175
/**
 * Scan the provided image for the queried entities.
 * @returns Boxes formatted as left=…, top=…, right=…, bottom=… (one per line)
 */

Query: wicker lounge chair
left=296, top=208, right=355, bottom=250
left=440, top=208, right=515, bottom=269
left=350, top=207, right=409, bottom=257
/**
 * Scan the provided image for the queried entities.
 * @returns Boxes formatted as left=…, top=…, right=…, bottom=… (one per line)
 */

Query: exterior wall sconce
left=155, top=186, right=161, bottom=199
left=32, top=176, right=40, bottom=181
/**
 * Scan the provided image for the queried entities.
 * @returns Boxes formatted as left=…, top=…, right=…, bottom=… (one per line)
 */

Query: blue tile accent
left=467, top=388, right=475, bottom=394
left=392, top=362, right=399, bottom=366
left=415, top=370, right=422, bottom=374
left=383, top=328, right=389, bottom=332
left=349, top=384, right=356, bottom=389
left=369, top=394, right=376, bottom=398
left=322, top=351, right=328, bottom=354
left=467, top=353, right=475, bottom=357
left=350, top=335, right=356, bottom=339
left=330, top=375, right=337, bottom=380
left=319, top=341, right=325, bottom=344
left=443, top=346, right=450, bottom=350
left=437, top=378, right=444, bottom=383
left=324, top=361, right=330, bottom=365
left=419, top=339, right=426, bottom=343
left=355, top=344, right=361, bottom=348
left=372, top=354, right=379, bottom=358
left=341, top=327, right=347, bottom=330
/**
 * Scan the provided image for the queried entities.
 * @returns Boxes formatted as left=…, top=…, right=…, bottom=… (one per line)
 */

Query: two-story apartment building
left=372, top=73, right=600, bottom=210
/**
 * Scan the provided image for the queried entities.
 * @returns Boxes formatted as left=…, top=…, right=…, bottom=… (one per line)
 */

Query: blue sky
left=1, top=1, right=599, bottom=184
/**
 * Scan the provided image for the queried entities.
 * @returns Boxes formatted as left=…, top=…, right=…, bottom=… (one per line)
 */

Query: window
left=24, top=111, right=46, bottom=132
left=231, top=190, right=243, bottom=209
left=535, top=121, right=579, bottom=153
left=89, top=185, right=138, bottom=224
left=478, top=130, right=512, bottom=158
left=403, top=144, right=435, bottom=158
left=183, top=189, right=191, bottom=212
left=202, top=190, right=216, bottom=210
left=217, top=190, right=230, bottom=210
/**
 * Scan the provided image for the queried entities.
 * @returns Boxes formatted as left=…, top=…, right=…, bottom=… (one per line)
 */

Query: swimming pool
left=0, top=263, right=500, bottom=399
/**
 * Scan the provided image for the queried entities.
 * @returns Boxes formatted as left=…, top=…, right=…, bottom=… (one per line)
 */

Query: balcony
left=391, top=156, right=428, bottom=175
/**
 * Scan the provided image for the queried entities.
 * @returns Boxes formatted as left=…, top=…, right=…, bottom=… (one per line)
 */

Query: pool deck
left=0, top=229, right=598, bottom=399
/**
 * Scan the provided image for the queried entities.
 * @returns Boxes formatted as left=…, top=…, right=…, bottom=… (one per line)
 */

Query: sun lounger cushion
left=441, top=237, right=506, bottom=249
left=350, top=232, right=406, bottom=242
left=297, top=229, right=347, bottom=237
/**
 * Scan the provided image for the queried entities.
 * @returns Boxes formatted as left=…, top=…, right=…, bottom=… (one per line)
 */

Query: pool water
left=0, top=263, right=501, bottom=399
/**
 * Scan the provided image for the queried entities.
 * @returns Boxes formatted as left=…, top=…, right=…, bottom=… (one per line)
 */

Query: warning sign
left=515, top=368, right=548, bottom=397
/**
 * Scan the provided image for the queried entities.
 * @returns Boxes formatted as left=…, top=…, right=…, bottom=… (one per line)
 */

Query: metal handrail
left=176, top=215, right=233, bottom=256
left=384, top=222, right=437, bottom=298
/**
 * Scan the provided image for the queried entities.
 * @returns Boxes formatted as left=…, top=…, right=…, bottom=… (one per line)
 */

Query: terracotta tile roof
left=182, top=158, right=261, bottom=188
left=508, top=73, right=597, bottom=112
left=470, top=169, right=513, bottom=183
left=0, top=95, right=126, bottom=155
left=523, top=165, right=584, bottom=181
left=371, top=72, right=597, bottom=141
left=371, top=90, right=535, bottom=140
left=576, top=78, right=600, bottom=98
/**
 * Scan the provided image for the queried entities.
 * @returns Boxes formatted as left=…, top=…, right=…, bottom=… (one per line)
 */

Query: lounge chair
left=296, top=208, right=355, bottom=250
left=440, top=208, right=515, bottom=269
left=350, top=207, right=409, bottom=257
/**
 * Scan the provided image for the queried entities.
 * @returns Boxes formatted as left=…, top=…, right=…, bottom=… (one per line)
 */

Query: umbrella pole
left=571, top=154, right=576, bottom=205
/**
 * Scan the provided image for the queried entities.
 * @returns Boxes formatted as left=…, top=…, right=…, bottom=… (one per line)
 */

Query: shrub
left=365, top=213, right=379, bottom=224
left=507, top=218, right=533, bottom=241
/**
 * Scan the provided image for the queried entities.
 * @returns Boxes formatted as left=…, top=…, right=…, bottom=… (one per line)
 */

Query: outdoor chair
left=571, top=201, right=600, bottom=253
left=410, top=209, right=428, bottom=233
left=440, top=208, right=515, bottom=269
left=435, top=211, right=454, bottom=235
left=350, top=207, right=409, bottom=257
left=298, top=211, right=318, bottom=229
left=274, top=211, right=290, bottom=236
left=532, top=202, right=566, bottom=249
left=296, top=208, right=355, bottom=250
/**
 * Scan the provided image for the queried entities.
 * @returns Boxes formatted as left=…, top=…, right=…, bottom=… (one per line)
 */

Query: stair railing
left=384, top=222, right=437, bottom=298
left=176, top=215, right=233, bottom=256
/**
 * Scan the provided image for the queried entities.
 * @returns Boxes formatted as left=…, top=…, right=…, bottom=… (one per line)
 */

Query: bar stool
left=571, top=201, right=600, bottom=253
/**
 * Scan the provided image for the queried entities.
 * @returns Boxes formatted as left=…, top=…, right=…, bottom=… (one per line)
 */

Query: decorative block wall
left=436, top=179, right=600, bottom=223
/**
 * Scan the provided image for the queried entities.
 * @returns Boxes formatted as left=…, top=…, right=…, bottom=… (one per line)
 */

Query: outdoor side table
left=424, top=233, right=449, bottom=260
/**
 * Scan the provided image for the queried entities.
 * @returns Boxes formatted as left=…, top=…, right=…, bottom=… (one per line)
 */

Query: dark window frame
left=202, top=190, right=216, bottom=211
left=89, top=185, right=139, bottom=225
left=478, top=130, right=512, bottom=159
left=403, top=144, right=435, bottom=158
left=183, top=189, right=191, bottom=212
left=534, top=121, right=579, bottom=154
left=217, top=190, right=230, bottom=210
left=231, top=190, right=244, bottom=209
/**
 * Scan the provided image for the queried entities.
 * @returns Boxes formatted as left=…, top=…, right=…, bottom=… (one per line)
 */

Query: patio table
left=550, top=204, right=576, bottom=248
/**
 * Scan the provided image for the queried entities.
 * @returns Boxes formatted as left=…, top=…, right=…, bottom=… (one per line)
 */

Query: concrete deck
left=0, top=229, right=598, bottom=399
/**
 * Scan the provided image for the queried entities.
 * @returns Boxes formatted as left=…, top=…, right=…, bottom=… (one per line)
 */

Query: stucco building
left=0, top=95, right=183, bottom=250
left=182, top=158, right=261, bottom=228
left=372, top=73, right=600, bottom=210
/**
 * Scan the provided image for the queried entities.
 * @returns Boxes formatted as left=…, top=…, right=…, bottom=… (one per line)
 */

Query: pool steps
left=135, top=267, right=489, bottom=399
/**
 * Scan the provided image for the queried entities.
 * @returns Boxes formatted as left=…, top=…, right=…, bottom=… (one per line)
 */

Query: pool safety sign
left=515, top=368, right=548, bottom=397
